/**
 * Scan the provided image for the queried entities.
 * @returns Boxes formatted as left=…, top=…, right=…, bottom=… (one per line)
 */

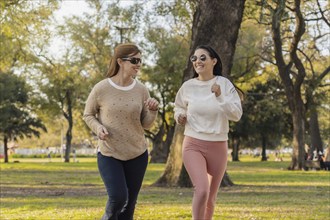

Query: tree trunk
left=184, top=0, right=245, bottom=80
left=150, top=125, right=166, bottom=163
left=220, top=172, right=234, bottom=187
left=4, top=135, right=8, bottom=163
left=231, top=137, right=240, bottom=161
left=178, top=164, right=192, bottom=187
left=164, top=125, right=175, bottom=152
left=309, top=109, right=323, bottom=154
left=271, top=0, right=306, bottom=170
left=64, top=90, right=73, bottom=163
left=261, top=135, right=268, bottom=161
left=150, top=133, right=169, bottom=163
left=64, top=127, right=72, bottom=163
left=290, top=108, right=305, bottom=169
left=155, top=0, right=245, bottom=187
left=150, top=125, right=174, bottom=163
left=153, top=126, right=185, bottom=186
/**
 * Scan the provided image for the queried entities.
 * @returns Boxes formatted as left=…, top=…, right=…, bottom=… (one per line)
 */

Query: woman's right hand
left=97, top=126, right=109, bottom=140
left=178, top=114, right=187, bottom=125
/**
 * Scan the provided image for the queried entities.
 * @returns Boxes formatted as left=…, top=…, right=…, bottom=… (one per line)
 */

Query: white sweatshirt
left=174, top=76, right=242, bottom=141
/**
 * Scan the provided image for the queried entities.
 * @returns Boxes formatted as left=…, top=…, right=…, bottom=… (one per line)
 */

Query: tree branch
left=297, top=48, right=315, bottom=77
left=319, top=66, right=330, bottom=81
left=317, top=0, right=330, bottom=27
left=289, top=0, right=306, bottom=88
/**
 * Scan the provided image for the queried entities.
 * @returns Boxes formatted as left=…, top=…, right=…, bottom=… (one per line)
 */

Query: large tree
left=36, top=58, right=87, bottom=163
left=245, top=79, right=292, bottom=161
left=155, top=0, right=245, bottom=187
left=0, top=73, right=46, bottom=163
left=0, top=0, right=58, bottom=161
left=33, top=0, right=116, bottom=162
left=258, top=0, right=329, bottom=169
left=228, top=18, right=267, bottom=161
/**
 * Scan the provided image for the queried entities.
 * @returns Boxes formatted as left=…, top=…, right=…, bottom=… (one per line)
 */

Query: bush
left=10, top=153, right=96, bottom=158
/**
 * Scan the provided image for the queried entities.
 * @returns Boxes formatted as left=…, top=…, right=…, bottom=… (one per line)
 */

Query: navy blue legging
left=97, top=150, right=148, bottom=220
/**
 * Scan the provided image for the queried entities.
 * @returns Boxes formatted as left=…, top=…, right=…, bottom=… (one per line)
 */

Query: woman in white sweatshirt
left=174, top=45, right=243, bottom=220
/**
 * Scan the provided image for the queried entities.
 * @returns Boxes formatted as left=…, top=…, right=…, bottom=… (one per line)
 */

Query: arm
left=217, top=80, right=243, bottom=122
left=141, top=89, right=158, bottom=129
left=83, top=87, right=107, bottom=136
left=174, top=86, right=187, bottom=124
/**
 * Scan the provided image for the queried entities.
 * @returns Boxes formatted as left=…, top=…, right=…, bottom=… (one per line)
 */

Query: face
left=118, top=52, right=142, bottom=77
left=191, top=49, right=217, bottom=76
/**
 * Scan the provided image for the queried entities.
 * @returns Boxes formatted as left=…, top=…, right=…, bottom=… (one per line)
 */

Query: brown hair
left=106, top=43, right=141, bottom=77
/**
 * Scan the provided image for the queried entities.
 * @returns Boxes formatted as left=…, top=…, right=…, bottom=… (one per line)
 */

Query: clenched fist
left=211, top=82, right=221, bottom=97
left=97, top=126, right=109, bottom=140
left=178, top=114, right=187, bottom=125
left=145, top=97, right=159, bottom=111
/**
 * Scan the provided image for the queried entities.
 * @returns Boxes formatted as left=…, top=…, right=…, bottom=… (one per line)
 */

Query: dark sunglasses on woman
left=190, top=54, right=207, bottom=62
left=121, top=57, right=142, bottom=64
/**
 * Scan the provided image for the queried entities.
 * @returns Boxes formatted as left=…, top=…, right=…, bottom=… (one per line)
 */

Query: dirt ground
left=0, top=183, right=105, bottom=197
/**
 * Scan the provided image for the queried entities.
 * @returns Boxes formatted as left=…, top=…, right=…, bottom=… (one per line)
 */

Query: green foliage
left=0, top=73, right=28, bottom=104
left=142, top=29, right=189, bottom=116
left=235, top=79, right=292, bottom=149
left=235, top=1, right=330, bottom=152
left=36, top=60, right=87, bottom=117
left=11, top=154, right=49, bottom=159
left=150, top=0, right=194, bottom=37
left=58, top=3, right=112, bottom=79
left=231, top=15, right=292, bottom=149
left=232, top=20, right=267, bottom=82
left=0, top=73, right=46, bottom=141
left=139, top=28, right=189, bottom=147
left=0, top=0, right=59, bottom=73
left=0, top=159, right=329, bottom=219
left=11, top=153, right=95, bottom=158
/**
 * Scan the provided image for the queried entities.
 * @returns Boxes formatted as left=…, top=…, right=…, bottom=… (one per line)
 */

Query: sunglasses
left=190, top=54, right=207, bottom=62
left=121, top=57, right=142, bottom=64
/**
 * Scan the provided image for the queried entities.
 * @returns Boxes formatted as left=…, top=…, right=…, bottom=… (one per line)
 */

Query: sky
left=49, top=0, right=145, bottom=58
left=49, top=0, right=163, bottom=64
left=54, top=0, right=91, bottom=21
left=48, top=1, right=91, bottom=57
left=53, top=0, right=139, bottom=22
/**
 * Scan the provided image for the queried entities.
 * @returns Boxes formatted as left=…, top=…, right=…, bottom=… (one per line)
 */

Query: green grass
left=1, top=157, right=329, bottom=220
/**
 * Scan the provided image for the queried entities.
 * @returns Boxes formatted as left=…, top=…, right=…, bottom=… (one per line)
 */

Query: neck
left=197, top=73, right=214, bottom=81
left=111, top=73, right=133, bottom=86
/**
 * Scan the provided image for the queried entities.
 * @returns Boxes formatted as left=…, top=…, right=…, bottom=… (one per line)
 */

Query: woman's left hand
left=211, top=82, right=221, bottom=97
left=145, top=98, right=159, bottom=111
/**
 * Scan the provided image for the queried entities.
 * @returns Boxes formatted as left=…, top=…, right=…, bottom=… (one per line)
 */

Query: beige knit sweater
left=83, top=78, right=157, bottom=160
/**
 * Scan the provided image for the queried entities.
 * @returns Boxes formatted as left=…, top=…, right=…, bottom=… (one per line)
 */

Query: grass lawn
left=0, top=156, right=329, bottom=220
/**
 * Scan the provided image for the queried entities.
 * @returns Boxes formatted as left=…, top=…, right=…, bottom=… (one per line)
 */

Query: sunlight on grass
left=135, top=204, right=192, bottom=220
left=1, top=157, right=329, bottom=219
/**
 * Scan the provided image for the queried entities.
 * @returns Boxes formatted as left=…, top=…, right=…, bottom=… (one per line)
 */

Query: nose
left=195, top=59, right=204, bottom=64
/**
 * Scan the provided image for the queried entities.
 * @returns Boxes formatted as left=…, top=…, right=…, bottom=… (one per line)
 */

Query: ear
left=213, top=58, right=217, bottom=66
left=117, top=58, right=123, bottom=66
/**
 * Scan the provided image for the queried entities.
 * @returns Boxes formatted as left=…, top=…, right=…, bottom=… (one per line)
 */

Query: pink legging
left=183, top=136, right=228, bottom=220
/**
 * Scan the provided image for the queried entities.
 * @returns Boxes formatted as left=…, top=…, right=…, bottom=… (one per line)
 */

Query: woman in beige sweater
left=83, top=43, right=158, bottom=220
